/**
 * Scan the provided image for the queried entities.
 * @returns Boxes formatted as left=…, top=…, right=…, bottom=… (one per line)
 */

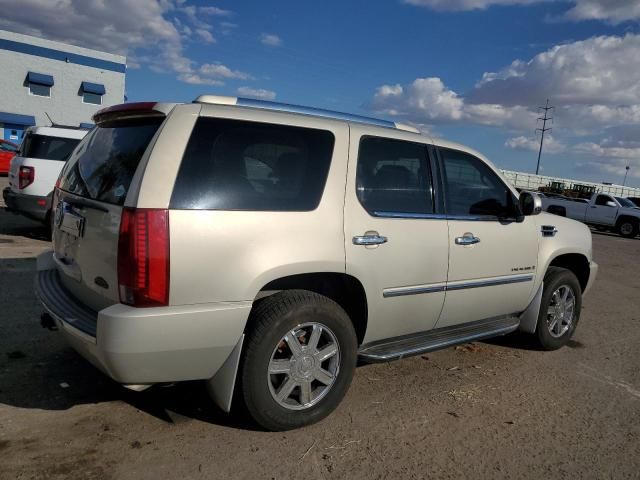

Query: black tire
left=239, top=290, right=357, bottom=431
left=535, top=267, right=582, bottom=350
left=616, top=219, right=638, bottom=238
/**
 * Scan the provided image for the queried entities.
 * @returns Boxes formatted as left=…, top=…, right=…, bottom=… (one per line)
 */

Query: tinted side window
left=21, top=134, right=81, bottom=161
left=595, top=195, right=611, bottom=206
left=440, top=148, right=516, bottom=218
left=356, top=136, right=433, bottom=215
left=171, top=118, right=335, bottom=211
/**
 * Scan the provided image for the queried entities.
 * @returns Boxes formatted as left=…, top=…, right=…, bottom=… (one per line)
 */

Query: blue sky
left=2, top=0, right=640, bottom=186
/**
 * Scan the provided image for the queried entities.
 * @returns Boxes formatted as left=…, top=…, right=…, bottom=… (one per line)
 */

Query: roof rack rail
left=193, top=95, right=419, bottom=133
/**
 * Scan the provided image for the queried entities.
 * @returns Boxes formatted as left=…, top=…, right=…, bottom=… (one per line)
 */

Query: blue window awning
left=27, top=71, right=54, bottom=86
left=81, top=81, right=106, bottom=95
left=0, top=111, right=36, bottom=126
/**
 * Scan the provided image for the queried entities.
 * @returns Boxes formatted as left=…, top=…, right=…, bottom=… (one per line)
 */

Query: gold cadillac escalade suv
left=36, top=96, right=598, bottom=431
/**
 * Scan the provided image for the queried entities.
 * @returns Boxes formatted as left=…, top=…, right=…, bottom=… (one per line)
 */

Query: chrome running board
left=358, top=315, right=520, bottom=363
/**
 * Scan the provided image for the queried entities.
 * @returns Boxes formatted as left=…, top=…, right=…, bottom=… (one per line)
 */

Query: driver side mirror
left=519, top=191, right=542, bottom=216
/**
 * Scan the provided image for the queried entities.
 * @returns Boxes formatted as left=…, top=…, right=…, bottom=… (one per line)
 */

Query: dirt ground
left=1, top=177, right=639, bottom=479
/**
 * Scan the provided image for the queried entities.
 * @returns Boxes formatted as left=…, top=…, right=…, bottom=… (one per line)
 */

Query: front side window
left=595, top=195, right=612, bottom=206
left=356, top=136, right=433, bottom=215
left=29, top=83, right=51, bottom=97
left=440, top=148, right=517, bottom=218
left=170, top=118, right=335, bottom=211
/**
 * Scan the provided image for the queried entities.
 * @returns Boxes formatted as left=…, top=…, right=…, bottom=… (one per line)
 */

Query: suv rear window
left=170, top=117, right=335, bottom=211
left=60, top=118, right=163, bottom=206
left=21, top=133, right=80, bottom=161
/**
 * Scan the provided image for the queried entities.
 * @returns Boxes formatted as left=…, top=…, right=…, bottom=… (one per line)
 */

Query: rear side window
left=60, top=117, right=163, bottom=205
left=356, top=136, right=433, bottom=215
left=170, top=118, right=335, bottom=211
left=21, top=134, right=80, bottom=161
left=440, top=148, right=516, bottom=218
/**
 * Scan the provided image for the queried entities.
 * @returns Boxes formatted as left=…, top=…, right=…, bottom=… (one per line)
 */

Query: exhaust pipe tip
left=40, top=313, right=58, bottom=331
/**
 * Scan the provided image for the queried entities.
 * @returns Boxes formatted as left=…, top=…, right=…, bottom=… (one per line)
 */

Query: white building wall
left=0, top=30, right=125, bottom=133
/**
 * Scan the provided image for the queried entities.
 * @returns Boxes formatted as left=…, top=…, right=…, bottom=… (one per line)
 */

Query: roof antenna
left=44, top=112, right=55, bottom=126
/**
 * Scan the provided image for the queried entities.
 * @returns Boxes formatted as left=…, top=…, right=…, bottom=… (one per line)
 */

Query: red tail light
left=19, top=166, right=34, bottom=189
left=118, top=208, right=170, bottom=307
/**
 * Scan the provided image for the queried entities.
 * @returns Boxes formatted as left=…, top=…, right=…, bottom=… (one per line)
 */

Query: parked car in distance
left=36, top=97, right=597, bottom=431
left=542, top=192, right=640, bottom=237
left=0, top=139, right=19, bottom=175
left=3, top=126, right=87, bottom=225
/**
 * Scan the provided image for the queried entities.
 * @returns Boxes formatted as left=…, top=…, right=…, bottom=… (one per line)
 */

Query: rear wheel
left=535, top=267, right=582, bottom=350
left=239, top=290, right=357, bottom=431
left=617, top=219, right=638, bottom=238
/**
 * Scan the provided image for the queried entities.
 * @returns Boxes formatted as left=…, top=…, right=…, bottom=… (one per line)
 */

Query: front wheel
left=239, top=290, right=357, bottom=431
left=535, top=267, right=582, bottom=350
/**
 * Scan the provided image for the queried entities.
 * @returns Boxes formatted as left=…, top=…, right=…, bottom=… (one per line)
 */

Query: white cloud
left=405, top=0, right=640, bottom=24
left=370, top=77, right=536, bottom=128
left=260, top=33, right=282, bottom=47
left=0, top=0, right=251, bottom=87
left=403, top=0, right=547, bottom=11
left=199, top=63, right=252, bottom=80
left=471, top=34, right=640, bottom=107
left=199, top=6, right=232, bottom=16
left=564, top=0, right=640, bottom=24
left=237, top=87, right=276, bottom=100
left=505, top=134, right=566, bottom=153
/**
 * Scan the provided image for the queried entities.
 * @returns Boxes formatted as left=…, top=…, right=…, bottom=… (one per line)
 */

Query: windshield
left=59, top=117, right=163, bottom=206
left=615, top=197, right=636, bottom=208
left=20, top=133, right=81, bottom=161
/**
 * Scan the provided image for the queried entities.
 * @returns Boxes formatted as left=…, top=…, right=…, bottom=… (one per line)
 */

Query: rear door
left=344, top=128, right=449, bottom=343
left=53, top=115, right=165, bottom=311
left=436, top=147, right=538, bottom=328
left=585, top=194, right=618, bottom=225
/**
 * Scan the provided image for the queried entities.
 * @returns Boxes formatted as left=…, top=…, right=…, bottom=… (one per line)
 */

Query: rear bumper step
left=358, top=316, right=520, bottom=363
left=35, top=268, right=98, bottom=338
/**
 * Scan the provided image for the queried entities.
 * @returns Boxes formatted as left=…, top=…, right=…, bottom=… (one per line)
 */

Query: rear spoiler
left=92, top=102, right=167, bottom=124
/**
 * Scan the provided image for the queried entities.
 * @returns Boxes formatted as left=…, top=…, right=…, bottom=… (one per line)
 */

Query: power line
left=535, top=99, right=554, bottom=175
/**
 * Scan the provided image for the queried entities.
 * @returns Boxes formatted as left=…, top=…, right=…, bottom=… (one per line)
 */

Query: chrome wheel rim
left=268, top=322, right=340, bottom=410
left=546, top=285, right=575, bottom=338
left=620, top=223, right=633, bottom=235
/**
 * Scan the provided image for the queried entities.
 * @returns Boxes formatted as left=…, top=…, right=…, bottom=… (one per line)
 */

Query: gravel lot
left=1, top=176, right=639, bottom=479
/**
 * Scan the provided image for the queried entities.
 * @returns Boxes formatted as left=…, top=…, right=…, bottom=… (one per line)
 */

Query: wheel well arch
left=616, top=215, right=639, bottom=226
left=548, top=253, right=590, bottom=292
left=247, top=273, right=368, bottom=345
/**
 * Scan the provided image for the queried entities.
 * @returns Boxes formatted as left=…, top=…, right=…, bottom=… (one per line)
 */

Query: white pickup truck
left=542, top=193, right=640, bottom=238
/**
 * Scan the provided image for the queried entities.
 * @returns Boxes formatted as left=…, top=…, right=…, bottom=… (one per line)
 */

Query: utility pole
left=623, top=165, right=630, bottom=186
left=535, top=99, right=554, bottom=175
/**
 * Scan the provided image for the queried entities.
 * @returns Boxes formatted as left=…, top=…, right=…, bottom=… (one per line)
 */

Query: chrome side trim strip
left=372, top=211, right=498, bottom=221
left=383, top=284, right=446, bottom=298
left=446, top=274, right=534, bottom=291
left=383, top=274, right=534, bottom=298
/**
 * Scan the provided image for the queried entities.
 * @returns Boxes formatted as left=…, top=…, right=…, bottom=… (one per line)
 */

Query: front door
left=344, top=128, right=449, bottom=343
left=585, top=194, right=618, bottom=225
left=435, top=147, right=539, bottom=328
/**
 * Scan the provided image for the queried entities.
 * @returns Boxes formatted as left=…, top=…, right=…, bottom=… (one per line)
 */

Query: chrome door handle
left=455, top=233, right=480, bottom=245
left=353, top=233, right=388, bottom=246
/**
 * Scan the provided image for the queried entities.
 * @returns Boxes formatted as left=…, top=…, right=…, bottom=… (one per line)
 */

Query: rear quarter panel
left=138, top=104, right=350, bottom=305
